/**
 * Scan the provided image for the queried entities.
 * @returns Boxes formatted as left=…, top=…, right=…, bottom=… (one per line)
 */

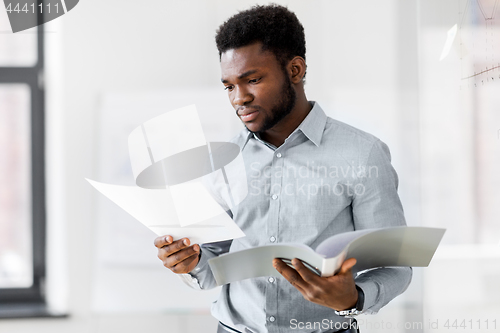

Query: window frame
left=0, top=15, right=48, bottom=317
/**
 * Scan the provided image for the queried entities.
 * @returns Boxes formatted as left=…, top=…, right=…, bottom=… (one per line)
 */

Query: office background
left=1, top=0, right=499, bottom=332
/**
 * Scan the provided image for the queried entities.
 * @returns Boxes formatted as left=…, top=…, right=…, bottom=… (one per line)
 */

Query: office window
left=0, top=13, right=46, bottom=317
left=0, top=85, right=33, bottom=289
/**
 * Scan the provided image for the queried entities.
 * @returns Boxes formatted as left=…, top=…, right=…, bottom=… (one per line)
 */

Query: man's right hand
left=154, top=236, right=201, bottom=274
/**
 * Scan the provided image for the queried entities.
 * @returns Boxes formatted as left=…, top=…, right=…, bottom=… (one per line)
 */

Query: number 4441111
left=444, top=319, right=497, bottom=330
left=6, top=2, right=60, bottom=14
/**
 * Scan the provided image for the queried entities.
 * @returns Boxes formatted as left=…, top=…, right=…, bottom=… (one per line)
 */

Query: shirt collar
left=296, top=101, right=327, bottom=147
left=242, top=101, right=327, bottom=149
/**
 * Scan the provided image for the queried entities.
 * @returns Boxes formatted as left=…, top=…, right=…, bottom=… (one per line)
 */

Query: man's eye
left=224, top=86, right=234, bottom=91
left=249, top=78, right=261, bottom=84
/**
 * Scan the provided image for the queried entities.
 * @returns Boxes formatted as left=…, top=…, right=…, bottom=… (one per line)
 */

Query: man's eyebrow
left=221, top=69, right=259, bottom=83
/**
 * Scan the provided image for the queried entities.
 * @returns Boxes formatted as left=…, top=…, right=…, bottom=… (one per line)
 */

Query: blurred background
left=0, top=0, right=499, bottom=332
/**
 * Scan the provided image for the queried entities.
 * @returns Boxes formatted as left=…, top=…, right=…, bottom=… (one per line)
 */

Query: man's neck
left=259, top=98, right=312, bottom=148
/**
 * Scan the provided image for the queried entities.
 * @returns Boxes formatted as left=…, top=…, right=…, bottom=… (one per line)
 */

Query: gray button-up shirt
left=187, top=102, right=412, bottom=333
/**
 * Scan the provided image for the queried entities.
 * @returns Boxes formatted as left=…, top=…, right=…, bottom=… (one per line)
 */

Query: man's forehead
left=220, top=43, right=277, bottom=77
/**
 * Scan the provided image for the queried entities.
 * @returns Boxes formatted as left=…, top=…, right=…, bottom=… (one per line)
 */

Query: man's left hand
left=273, top=257, right=358, bottom=311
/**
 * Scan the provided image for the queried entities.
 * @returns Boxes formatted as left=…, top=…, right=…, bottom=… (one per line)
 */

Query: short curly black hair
left=215, top=4, right=306, bottom=71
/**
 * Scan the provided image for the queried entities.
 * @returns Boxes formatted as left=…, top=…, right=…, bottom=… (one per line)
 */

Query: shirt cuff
left=178, top=273, right=202, bottom=290
left=176, top=250, right=205, bottom=290
left=185, top=247, right=217, bottom=289
left=354, top=276, right=383, bottom=314
left=355, top=285, right=365, bottom=311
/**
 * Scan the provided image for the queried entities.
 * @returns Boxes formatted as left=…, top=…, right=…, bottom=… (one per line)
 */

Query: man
left=154, top=5, right=412, bottom=333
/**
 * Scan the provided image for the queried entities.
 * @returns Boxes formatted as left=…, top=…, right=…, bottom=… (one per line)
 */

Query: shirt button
left=270, top=236, right=276, bottom=242
left=276, top=153, right=282, bottom=158
left=271, top=194, right=278, bottom=200
left=269, top=316, right=276, bottom=322
left=268, top=277, right=275, bottom=283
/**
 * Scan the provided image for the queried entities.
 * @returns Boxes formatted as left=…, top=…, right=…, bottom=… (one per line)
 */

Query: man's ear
left=289, top=56, right=307, bottom=84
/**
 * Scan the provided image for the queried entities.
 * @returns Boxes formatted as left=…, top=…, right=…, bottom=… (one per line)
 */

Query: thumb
left=339, top=258, right=357, bottom=275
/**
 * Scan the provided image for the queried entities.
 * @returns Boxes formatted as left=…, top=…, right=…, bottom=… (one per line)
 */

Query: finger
left=158, top=241, right=199, bottom=261
left=171, top=251, right=200, bottom=274
left=154, top=235, right=173, bottom=248
left=273, top=259, right=307, bottom=293
left=168, top=245, right=201, bottom=272
left=162, top=238, right=192, bottom=257
left=291, top=258, right=322, bottom=284
left=165, top=244, right=200, bottom=268
left=339, top=258, right=357, bottom=275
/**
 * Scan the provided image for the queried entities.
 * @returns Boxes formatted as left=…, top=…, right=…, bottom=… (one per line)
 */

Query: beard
left=247, top=71, right=297, bottom=134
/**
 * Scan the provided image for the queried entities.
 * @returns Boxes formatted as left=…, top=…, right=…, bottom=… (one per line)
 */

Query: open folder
left=208, top=226, right=446, bottom=286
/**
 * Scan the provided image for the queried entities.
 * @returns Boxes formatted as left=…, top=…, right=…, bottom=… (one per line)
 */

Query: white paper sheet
left=87, top=179, right=245, bottom=244
left=169, top=179, right=228, bottom=227
left=87, top=105, right=248, bottom=245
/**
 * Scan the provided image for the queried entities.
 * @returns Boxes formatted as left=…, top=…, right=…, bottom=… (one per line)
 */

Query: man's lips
left=238, top=108, right=260, bottom=121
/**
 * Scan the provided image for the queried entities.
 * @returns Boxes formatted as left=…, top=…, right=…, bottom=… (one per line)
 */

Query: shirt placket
left=265, top=146, right=285, bottom=333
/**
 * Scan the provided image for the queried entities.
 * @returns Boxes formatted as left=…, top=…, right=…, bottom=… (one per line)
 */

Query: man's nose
left=233, top=86, right=253, bottom=106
